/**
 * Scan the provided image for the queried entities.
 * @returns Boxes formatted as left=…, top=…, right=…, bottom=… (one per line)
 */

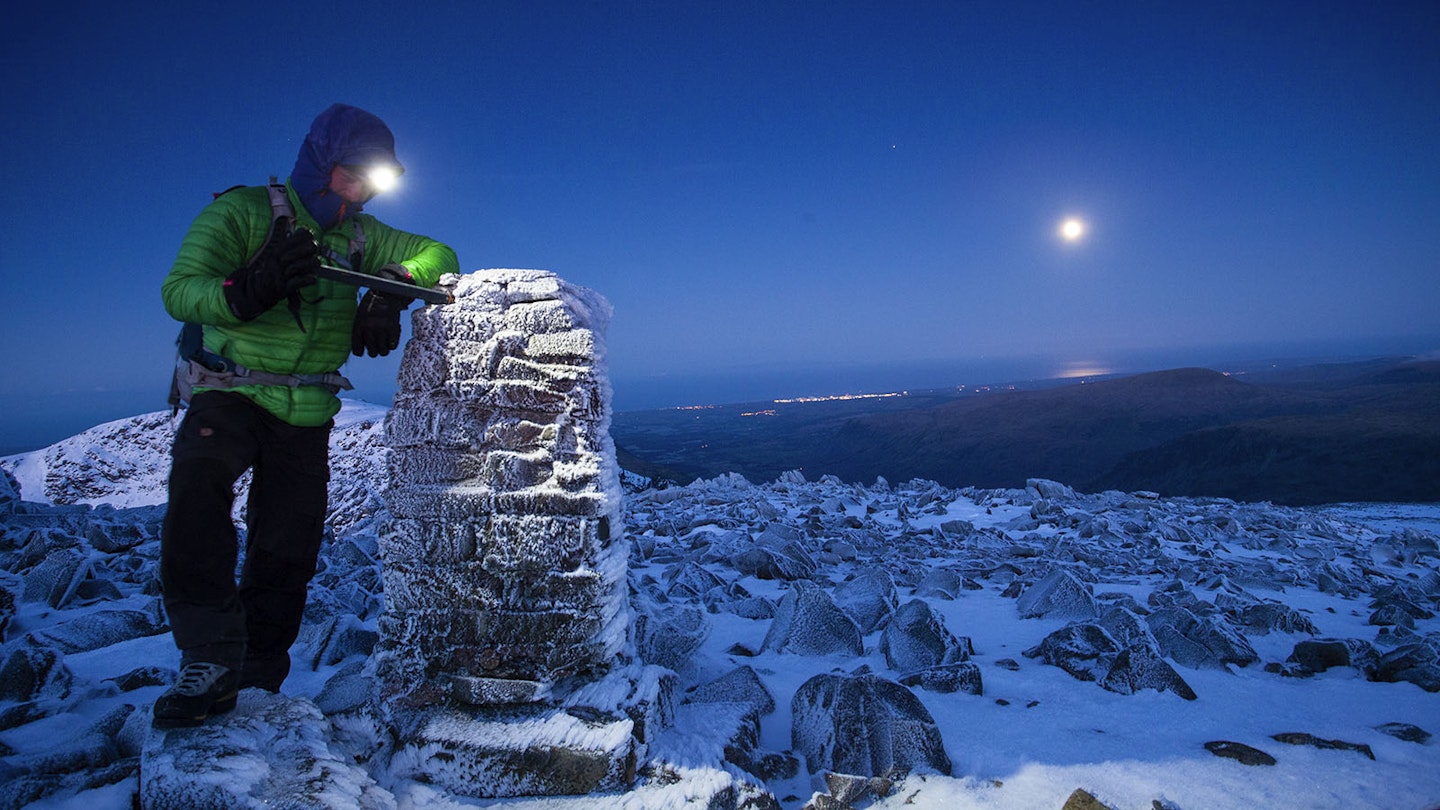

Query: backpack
left=167, top=180, right=364, bottom=413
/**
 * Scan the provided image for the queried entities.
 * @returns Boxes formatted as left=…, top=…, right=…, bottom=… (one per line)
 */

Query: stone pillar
left=376, top=270, right=658, bottom=797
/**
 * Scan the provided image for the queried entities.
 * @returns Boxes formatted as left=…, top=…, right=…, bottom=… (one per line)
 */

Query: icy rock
left=730, top=540, right=816, bottom=581
left=914, top=568, right=965, bottom=600
left=140, top=690, right=395, bottom=810
left=1286, top=637, right=1381, bottom=676
left=1375, top=722, right=1432, bottom=743
left=1016, top=568, right=1099, bottom=620
left=898, top=662, right=984, bottom=695
left=1, top=705, right=138, bottom=809
left=1146, top=607, right=1258, bottom=670
left=388, top=703, right=638, bottom=798
left=314, top=659, right=372, bottom=715
left=761, top=580, right=864, bottom=657
left=833, top=568, right=898, bottom=635
left=0, top=636, right=73, bottom=705
left=30, top=602, right=166, bottom=654
left=685, top=665, right=777, bottom=719
left=636, top=602, right=711, bottom=674
left=1235, top=601, right=1319, bottom=635
left=1024, top=622, right=1119, bottom=682
left=1374, top=640, right=1440, bottom=692
left=1025, top=621, right=1195, bottom=699
left=1099, top=641, right=1197, bottom=700
left=879, top=598, right=971, bottom=673
left=1271, top=731, right=1375, bottom=759
left=790, top=672, right=952, bottom=777
left=0, top=587, right=13, bottom=641
left=20, top=547, right=90, bottom=609
left=666, top=560, right=727, bottom=598
left=1203, top=740, right=1276, bottom=766
left=1027, top=478, right=1077, bottom=500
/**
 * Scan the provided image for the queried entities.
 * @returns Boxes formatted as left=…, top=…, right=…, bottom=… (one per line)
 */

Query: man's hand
left=351, top=264, right=416, bottom=357
left=223, top=229, right=320, bottom=321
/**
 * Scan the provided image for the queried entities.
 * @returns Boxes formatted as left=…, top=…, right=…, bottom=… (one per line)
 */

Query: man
left=154, top=104, right=458, bottom=728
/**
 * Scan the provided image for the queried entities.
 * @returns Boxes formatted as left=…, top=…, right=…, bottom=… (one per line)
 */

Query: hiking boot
left=152, top=662, right=240, bottom=728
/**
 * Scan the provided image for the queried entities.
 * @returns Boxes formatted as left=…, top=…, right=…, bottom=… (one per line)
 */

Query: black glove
left=223, top=228, right=320, bottom=321
left=351, top=264, right=416, bottom=357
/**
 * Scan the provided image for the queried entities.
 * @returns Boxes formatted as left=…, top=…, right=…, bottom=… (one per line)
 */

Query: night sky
left=2, top=1, right=1437, bottom=451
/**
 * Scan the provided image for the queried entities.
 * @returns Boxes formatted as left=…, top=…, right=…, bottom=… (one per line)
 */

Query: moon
left=1059, top=217, right=1086, bottom=242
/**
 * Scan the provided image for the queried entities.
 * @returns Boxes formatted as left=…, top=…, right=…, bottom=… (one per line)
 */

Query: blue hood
left=290, top=104, right=403, bottom=230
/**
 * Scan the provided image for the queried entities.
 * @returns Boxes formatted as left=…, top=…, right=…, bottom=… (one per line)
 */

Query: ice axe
left=317, top=263, right=454, bottom=305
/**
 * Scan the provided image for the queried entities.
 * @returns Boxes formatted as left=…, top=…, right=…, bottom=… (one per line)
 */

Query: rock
left=1287, top=638, right=1380, bottom=676
left=761, top=580, right=863, bottom=657
left=1146, top=607, right=1258, bottom=670
left=1016, top=568, right=1098, bottom=620
left=687, top=665, right=776, bottom=719
left=1101, top=642, right=1196, bottom=700
left=1062, top=788, right=1117, bottom=810
left=1270, top=732, right=1374, bottom=760
left=638, top=603, right=711, bottom=673
left=0, top=637, right=72, bottom=704
left=1024, top=623, right=1118, bottom=682
left=141, top=690, right=395, bottom=809
left=1026, top=622, right=1195, bottom=699
left=1373, top=640, right=1440, bottom=692
left=791, top=673, right=951, bottom=777
left=30, top=602, right=167, bottom=654
left=898, top=662, right=984, bottom=695
left=20, top=548, right=90, bottom=609
left=1027, top=479, right=1077, bottom=500
left=1235, top=601, right=1318, bottom=635
left=833, top=569, right=898, bottom=635
left=879, top=599, right=970, bottom=673
left=1203, top=740, right=1276, bottom=766
left=1375, top=722, right=1431, bottom=744
left=915, top=568, right=964, bottom=600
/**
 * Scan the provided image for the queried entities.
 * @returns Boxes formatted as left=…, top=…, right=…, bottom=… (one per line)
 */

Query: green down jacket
left=161, top=182, right=458, bottom=427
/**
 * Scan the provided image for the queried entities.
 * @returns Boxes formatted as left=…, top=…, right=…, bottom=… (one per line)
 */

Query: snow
left=2, top=407, right=1438, bottom=809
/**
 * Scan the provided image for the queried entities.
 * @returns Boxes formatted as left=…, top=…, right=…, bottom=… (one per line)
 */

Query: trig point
left=376, top=269, right=661, bottom=797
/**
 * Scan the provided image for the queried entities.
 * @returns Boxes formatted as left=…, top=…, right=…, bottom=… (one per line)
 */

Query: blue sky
left=2, top=1, right=1437, bottom=450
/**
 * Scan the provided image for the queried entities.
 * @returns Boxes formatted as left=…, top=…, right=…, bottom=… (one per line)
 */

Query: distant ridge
left=815, top=367, right=1332, bottom=493
left=611, top=359, right=1440, bottom=505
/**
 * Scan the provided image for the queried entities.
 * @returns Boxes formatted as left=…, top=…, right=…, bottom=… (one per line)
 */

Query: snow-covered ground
left=1, top=402, right=1437, bottom=809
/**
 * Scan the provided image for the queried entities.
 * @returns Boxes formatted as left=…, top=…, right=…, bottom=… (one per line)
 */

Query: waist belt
left=177, top=355, right=354, bottom=400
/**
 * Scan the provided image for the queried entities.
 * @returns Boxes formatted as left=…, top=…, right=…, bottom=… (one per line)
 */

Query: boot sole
left=151, top=691, right=239, bottom=729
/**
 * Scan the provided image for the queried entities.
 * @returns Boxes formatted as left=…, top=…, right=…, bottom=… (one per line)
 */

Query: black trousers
left=160, top=391, right=332, bottom=690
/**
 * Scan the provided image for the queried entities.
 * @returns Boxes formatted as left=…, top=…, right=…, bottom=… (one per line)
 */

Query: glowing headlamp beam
left=366, top=165, right=399, bottom=193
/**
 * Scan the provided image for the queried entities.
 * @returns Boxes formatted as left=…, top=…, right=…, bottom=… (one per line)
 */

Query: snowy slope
left=0, top=407, right=1437, bottom=810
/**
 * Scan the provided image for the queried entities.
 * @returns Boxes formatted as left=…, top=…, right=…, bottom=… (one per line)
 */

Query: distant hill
left=611, top=358, right=1440, bottom=505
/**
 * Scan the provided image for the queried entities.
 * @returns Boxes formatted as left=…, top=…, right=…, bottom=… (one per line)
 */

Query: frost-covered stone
left=686, top=665, right=776, bottom=719
left=1146, top=607, right=1258, bottom=670
left=140, top=690, right=394, bottom=810
left=879, top=598, right=970, bottom=673
left=1024, top=620, right=1195, bottom=699
left=1286, top=637, right=1381, bottom=676
left=833, top=568, right=898, bottom=635
left=791, top=673, right=951, bottom=777
left=898, top=662, right=984, bottom=695
left=761, top=580, right=863, bottom=657
left=1016, top=568, right=1099, bottom=620
left=29, top=602, right=166, bottom=654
